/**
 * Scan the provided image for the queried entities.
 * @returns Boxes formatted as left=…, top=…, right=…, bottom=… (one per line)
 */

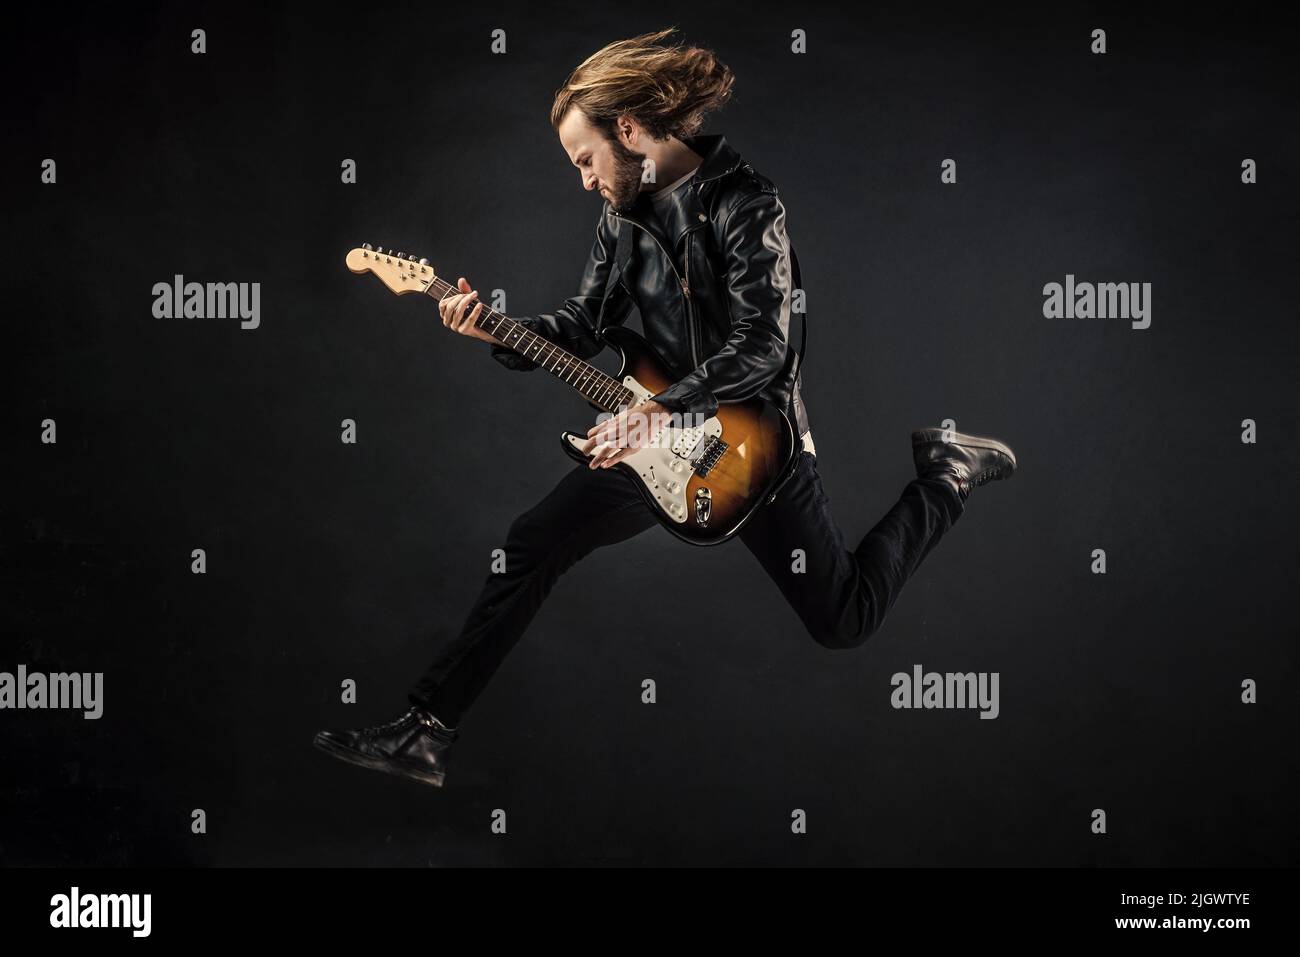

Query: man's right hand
left=439, top=277, right=499, bottom=345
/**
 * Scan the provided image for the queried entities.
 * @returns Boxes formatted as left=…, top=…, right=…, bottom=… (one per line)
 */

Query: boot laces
left=359, top=708, right=418, bottom=736
left=974, top=461, right=1009, bottom=485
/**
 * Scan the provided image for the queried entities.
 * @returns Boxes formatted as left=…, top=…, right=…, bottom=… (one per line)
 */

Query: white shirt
left=648, top=165, right=700, bottom=203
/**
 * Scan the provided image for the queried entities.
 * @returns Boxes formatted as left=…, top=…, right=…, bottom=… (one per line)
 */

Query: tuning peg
left=397, top=251, right=406, bottom=259
left=418, top=258, right=429, bottom=266
left=362, top=242, right=373, bottom=251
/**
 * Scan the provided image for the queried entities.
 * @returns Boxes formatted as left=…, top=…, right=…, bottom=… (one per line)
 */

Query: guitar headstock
left=345, top=243, right=440, bottom=296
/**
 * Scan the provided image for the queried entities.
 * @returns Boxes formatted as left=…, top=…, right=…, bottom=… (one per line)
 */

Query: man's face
left=558, top=108, right=645, bottom=213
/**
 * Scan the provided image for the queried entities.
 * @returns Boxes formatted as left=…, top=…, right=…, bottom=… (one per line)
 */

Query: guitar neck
left=423, top=277, right=634, bottom=413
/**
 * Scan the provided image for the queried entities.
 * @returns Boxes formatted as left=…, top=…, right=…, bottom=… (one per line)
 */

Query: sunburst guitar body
left=557, top=325, right=796, bottom=545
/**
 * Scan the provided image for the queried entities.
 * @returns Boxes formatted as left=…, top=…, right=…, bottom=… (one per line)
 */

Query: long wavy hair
left=550, top=27, right=735, bottom=143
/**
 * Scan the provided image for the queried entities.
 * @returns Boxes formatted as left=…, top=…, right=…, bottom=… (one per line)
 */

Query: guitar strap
left=764, top=242, right=809, bottom=506
left=787, top=243, right=808, bottom=394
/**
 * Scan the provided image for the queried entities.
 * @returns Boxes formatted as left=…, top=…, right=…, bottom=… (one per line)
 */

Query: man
left=313, top=28, right=1017, bottom=789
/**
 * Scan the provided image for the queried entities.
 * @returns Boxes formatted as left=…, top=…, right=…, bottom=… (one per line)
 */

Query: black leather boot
left=313, top=706, right=459, bottom=788
left=911, top=427, right=1018, bottom=505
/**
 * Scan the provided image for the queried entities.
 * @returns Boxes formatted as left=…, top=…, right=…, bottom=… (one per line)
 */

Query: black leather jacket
left=492, top=133, right=810, bottom=438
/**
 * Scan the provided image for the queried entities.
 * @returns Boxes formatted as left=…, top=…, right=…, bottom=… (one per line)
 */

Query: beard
left=604, top=135, right=647, bottom=212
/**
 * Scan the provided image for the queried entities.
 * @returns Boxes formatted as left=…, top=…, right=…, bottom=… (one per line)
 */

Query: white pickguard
left=565, top=375, right=724, bottom=526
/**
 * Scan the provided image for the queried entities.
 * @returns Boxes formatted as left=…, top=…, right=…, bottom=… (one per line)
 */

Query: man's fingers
left=587, top=414, right=620, bottom=440
left=454, top=289, right=480, bottom=330
left=585, top=430, right=641, bottom=468
left=589, top=440, right=624, bottom=469
left=440, top=293, right=464, bottom=325
left=438, top=280, right=481, bottom=336
left=456, top=300, right=483, bottom=332
left=455, top=291, right=478, bottom=326
left=587, top=403, right=640, bottom=439
left=627, top=413, right=657, bottom=446
left=600, top=446, right=632, bottom=468
left=592, top=410, right=656, bottom=446
left=584, top=410, right=658, bottom=455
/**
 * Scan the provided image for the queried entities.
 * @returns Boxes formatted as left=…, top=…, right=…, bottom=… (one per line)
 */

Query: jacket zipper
left=612, top=210, right=703, bottom=369
left=683, top=231, right=699, bottom=368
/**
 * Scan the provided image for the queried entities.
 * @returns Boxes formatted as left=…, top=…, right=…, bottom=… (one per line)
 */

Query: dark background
left=3, top=2, right=1296, bottom=866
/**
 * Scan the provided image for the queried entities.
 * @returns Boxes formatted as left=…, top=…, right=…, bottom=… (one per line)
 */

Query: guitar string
left=427, top=277, right=630, bottom=409
left=417, top=272, right=637, bottom=411
left=423, top=277, right=620, bottom=401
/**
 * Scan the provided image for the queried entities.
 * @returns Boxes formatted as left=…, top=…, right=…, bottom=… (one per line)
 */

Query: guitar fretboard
left=423, top=277, right=635, bottom=412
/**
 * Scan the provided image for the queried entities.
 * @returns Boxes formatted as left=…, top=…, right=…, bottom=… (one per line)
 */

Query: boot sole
left=911, top=428, right=1018, bottom=473
left=312, top=732, right=446, bottom=788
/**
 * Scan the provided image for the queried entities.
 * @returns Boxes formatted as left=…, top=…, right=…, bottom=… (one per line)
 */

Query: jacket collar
left=614, top=132, right=744, bottom=247
left=678, top=133, right=744, bottom=184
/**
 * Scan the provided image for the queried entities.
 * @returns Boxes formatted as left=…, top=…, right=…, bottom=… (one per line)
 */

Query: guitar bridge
left=693, top=436, right=727, bottom=477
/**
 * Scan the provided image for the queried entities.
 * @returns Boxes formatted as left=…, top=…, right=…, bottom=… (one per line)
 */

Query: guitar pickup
left=672, top=426, right=705, bottom=458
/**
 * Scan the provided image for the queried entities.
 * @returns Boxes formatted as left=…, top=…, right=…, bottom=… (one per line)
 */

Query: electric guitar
left=346, top=244, right=799, bottom=545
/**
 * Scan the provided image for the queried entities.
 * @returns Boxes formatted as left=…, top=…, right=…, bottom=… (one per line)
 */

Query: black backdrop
left=4, top=2, right=1296, bottom=867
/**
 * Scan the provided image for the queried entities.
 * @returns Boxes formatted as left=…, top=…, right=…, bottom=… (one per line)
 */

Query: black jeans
left=408, top=451, right=963, bottom=726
